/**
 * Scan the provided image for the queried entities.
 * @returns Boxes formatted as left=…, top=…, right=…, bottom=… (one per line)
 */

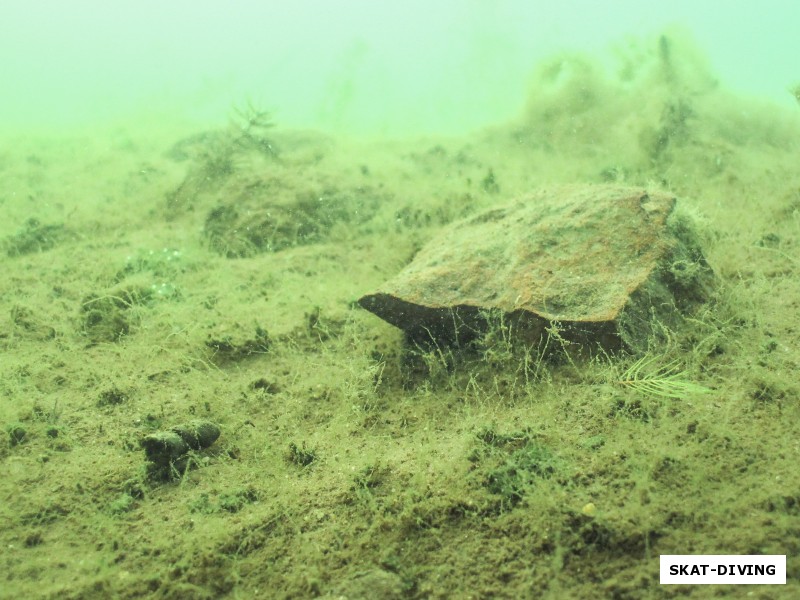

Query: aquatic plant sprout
left=617, top=354, right=712, bottom=399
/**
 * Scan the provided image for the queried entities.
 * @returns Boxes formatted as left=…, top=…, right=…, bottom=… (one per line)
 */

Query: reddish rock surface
left=360, top=184, right=713, bottom=351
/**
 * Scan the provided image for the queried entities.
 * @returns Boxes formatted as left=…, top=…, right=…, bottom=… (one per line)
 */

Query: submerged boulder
left=359, top=184, right=714, bottom=353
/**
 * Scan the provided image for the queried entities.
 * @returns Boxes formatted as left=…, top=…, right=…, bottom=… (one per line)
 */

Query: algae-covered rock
left=141, top=420, right=221, bottom=481
left=359, top=184, right=714, bottom=352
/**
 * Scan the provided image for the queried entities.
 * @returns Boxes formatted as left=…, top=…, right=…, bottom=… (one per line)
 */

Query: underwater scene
left=1, top=2, right=799, bottom=598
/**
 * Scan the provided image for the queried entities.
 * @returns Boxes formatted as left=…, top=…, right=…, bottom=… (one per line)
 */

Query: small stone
left=171, top=420, right=221, bottom=450
left=140, top=432, right=189, bottom=465
left=140, top=420, right=221, bottom=481
left=8, top=424, right=27, bottom=446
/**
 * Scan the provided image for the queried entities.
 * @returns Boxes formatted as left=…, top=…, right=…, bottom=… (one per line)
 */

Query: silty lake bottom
left=2, top=33, right=799, bottom=599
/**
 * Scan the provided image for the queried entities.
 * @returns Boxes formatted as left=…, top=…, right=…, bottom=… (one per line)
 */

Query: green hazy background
left=1, top=0, right=798, bottom=135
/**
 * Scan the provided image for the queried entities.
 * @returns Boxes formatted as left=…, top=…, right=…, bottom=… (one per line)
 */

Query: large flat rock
left=359, top=184, right=714, bottom=352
